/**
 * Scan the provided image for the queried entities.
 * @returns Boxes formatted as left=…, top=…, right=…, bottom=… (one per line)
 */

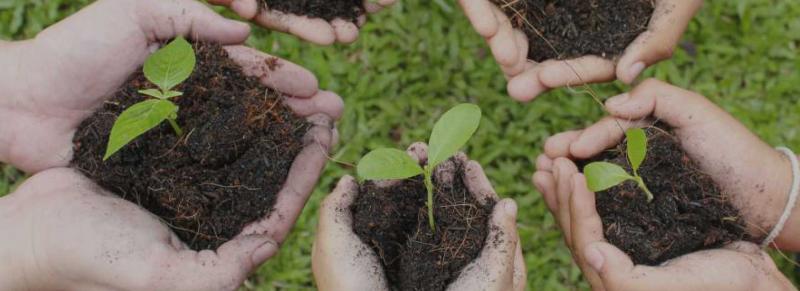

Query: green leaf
left=104, top=99, right=178, bottom=160
left=427, top=103, right=481, bottom=168
left=357, top=148, right=424, bottom=181
left=138, top=89, right=164, bottom=99
left=584, top=162, right=634, bottom=192
left=625, top=128, right=647, bottom=171
left=143, top=37, right=196, bottom=92
left=161, top=90, right=183, bottom=99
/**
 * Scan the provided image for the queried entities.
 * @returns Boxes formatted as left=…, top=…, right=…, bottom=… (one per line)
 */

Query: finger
left=464, top=160, right=499, bottom=203
left=284, top=90, right=345, bottom=120
left=254, top=10, right=337, bottom=45
left=165, top=234, right=275, bottom=291
left=536, top=154, right=553, bottom=172
left=532, top=171, right=557, bottom=215
left=331, top=19, right=360, bottom=44
left=241, top=114, right=334, bottom=242
left=313, top=176, right=389, bottom=291
left=434, top=152, right=467, bottom=186
left=544, top=130, right=582, bottom=159
left=223, top=46, right=319, bottom=98
left=407, top=142, right=429, bottom=165
left=604, top=79, right=723, bottom=128
left=446, top=199, right=518, bottom=291
left=507, top=56, right=615, bottom=102
left=501, top=30, right=530, bottom=78
left=616, top=0, right=703, bottom=83
left=142, top=0, right=251, bottom=44
left=569, top=174, right=607, bottom=290
left=553, top=158, right=578, bottom=247
left=488, top=6, right=519, bottom=67
left=458, top=0, right=500, bottom=38
left=512, top=241, right=527, bottom=291
left=207, top=0, right=259, bottom=20
left=569, top=117, right=648, bottom=159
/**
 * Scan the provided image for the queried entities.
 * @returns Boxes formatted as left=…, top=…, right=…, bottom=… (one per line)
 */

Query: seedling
left=585, top=128, right=655, bottom=202
left=104, top=37, right=196, bottom=160
left=356, top=104, right=482, bottom=231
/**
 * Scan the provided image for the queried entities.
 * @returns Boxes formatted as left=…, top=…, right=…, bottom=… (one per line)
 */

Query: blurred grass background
left=1, top=0, right=799, bottom=289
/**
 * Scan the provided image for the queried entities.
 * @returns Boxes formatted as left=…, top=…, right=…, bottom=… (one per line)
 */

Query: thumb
left=139, top=0, right=251, bottom=44
left=584, top=242, right=635, bottom=277
left=616, top=0, right=703, bottom=83
left=447, top=199, right=519, bottom=291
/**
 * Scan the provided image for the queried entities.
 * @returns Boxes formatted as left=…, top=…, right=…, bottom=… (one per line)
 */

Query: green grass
left=2, top=0, right=800, bottom=289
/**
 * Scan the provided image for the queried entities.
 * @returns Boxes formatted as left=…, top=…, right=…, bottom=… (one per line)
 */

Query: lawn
left=2, top=0, right=800, bottom=290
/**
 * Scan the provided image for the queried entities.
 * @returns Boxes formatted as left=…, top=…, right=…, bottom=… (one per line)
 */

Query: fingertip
left=230, top=0, right=259, bottom=20
left=507, top=73, right=548, bottom=102
left=332, top=19, right=359, bottom=44
left=617, top=61, right=646, bottom=84
left=535, top=154, right=553, bottom=171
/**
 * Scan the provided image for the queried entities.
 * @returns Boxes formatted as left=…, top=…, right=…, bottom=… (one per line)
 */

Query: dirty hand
left=207, top=0, right=397, bottom=45
left=530, top=163, right=795, bottom=291
left=533, top=79, right=800, bottom=250
left=458, top=0, right=702, bottom=101
left=0, top=0, right=338, bottom=174
left=0, top=166, right=296, bottom=290
left=312, top=142, right=526, bottom=291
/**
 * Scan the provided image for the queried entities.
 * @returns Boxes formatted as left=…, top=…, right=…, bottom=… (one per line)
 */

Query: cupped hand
left=0, top=0, right=338, bottom=174
left=207, top=0, right=397, bottom=45
left=312, top=143, right=526, bottom=291
left=458, top=0, right=702, bottom=101
left=530, top=161, right=794, bottom=291
left=534, top=79, right=799, bottom=250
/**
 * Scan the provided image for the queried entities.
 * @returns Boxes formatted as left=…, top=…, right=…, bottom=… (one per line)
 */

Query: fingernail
left=504, top=200, right=518, bottom=215
left=628, top=62, right=646, bottom=82
left=605, top=93, right=630, bottom=107
left=584, top=244, right=605, bottom=272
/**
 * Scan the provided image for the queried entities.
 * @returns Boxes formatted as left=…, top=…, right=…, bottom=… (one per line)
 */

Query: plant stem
left=167, top=118, right=183, bottom=136
left=424, top=166, right=435, bottom=231
left=634, top=175, right=654, bottom=202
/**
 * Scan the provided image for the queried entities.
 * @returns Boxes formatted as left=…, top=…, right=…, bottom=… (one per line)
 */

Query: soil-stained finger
left=283, top=90, right=345, bottom=120
left=223, top=46, right=319, bottom=98
left=464, top=160, right=499, bottom=204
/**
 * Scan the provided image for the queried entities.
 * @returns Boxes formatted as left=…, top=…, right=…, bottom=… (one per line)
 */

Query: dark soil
left=492, top=0, right=655, bottom=62
left=71, top=43, right=310, bottom=250
left=580, top=126, right=753, bottom=265
left=352, top=158, right=496, bottom=290
left=261, top=0, right=364, bottom=22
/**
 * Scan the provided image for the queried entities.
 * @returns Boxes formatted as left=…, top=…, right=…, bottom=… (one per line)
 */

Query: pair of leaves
left=103, top=37, right=196, bottom=160
left=585, top=128, right=648, bottom=192
left=356, top=103, right=482, bottom=181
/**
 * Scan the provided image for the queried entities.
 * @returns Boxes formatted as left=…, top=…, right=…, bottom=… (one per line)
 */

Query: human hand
left=0, top=161, right=328, bottom=291
left=530, top=163, right=795, bottom=291
left=207, top=0, right=397, bottom=45
left=458, top=0, right=703, bottom=101
left=533, top=79, right=799, bottom=249
left=312, top=143, right=526, bottom=291
left=0, top=0, right=339, bottom=174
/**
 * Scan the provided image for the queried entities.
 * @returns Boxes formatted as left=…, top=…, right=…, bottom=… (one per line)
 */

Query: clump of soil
left=581, top=126, right=753, bottom=265
left=352, top=158, right=496, bottom=290
left=261, top=0, right=364, bottom=22
left=492, top=0, right=655, bottom=62
left=71, top=43, right=310, bottom=250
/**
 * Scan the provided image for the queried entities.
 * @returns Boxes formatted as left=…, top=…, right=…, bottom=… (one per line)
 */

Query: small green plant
left=585, top=128, right=655, bottom=202
left=356, top=103, right=482, bottom=230
left=104, top=37, right=196, bottom=160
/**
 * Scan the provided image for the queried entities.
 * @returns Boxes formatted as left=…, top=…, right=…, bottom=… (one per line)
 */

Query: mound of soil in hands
left=492, top=0, right=655, bottom=62
left=352, top=158, right=496, bottom=290
left=261, top=0, right=364, bottom=22
left=71, top=43, right=310, bottom=250
left=581, top=126, right=753, bottom=265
